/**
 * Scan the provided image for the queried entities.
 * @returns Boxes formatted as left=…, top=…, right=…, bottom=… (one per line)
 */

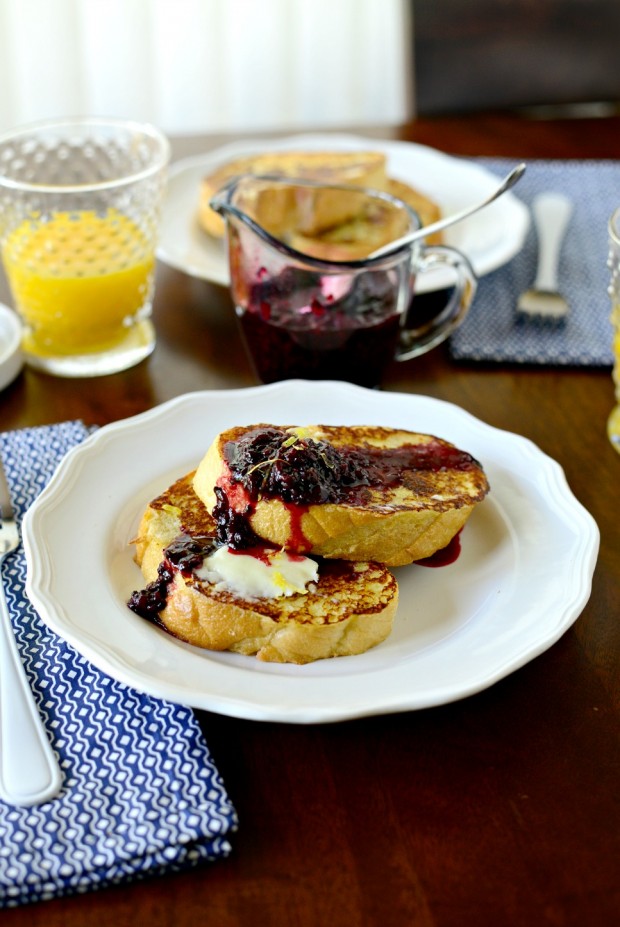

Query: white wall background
left=0, top=0, right=413, bottom=136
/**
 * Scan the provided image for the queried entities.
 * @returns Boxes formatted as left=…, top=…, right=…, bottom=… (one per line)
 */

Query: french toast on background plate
left=198, top=149, right=388, bottom=238
left=197, top=149, right=443, bottom=256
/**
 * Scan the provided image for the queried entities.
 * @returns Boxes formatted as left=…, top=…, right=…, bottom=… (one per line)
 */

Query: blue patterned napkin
left=449, top=158, right=617, bottom=365
left=0, top=421, right=237, bottom=908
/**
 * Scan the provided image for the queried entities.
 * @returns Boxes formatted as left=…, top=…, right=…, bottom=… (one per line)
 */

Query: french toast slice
left=199, top=150, right=388, bottom=238
left=288, top=192, right=411, bottom=262
left=289, top=177, right=443, bottom=260
left=193, top=424, right=490, bottom=567
left=129, top=472, right=398, bottom=664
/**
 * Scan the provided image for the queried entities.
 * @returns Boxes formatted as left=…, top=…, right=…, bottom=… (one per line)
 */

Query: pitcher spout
left=207, top=173, right=423, bottom=267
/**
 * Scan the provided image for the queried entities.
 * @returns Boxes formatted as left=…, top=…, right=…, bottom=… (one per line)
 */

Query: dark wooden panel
left=413, top=0, right=620, bottom=114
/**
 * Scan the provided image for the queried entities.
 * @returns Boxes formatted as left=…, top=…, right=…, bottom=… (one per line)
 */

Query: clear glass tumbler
left=0, top=118, right=169, bottom=377
left=607, top=207, right=620, bottom=453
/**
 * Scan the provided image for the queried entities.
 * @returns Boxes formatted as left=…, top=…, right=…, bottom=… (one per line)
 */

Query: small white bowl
left=0, top=302, right=23, bottom=392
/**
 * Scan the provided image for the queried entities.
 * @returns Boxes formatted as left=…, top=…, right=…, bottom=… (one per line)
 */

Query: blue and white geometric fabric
left=0, top=422, right=237, bottom=908
left=449, top=158, right=617, bottom=366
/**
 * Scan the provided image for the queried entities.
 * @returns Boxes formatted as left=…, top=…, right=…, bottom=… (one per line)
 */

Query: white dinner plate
left=157, top=133, right=530, bottom=294
left=23, top=382, right=598, bottom=724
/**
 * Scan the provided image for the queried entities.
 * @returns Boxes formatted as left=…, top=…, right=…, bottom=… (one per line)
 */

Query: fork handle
left=533, top=192, right=573, bottom=291
left=0, top=588, right=63, bottom=806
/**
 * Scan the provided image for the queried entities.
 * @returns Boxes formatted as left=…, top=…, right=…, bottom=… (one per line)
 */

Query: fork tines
left=516, top=287, right=569, bottom=324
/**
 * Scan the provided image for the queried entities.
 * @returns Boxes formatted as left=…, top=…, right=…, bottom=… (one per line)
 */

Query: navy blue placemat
left=449, top=158, right=617, bottom=365
left=0, top=422, right=237, bottom=908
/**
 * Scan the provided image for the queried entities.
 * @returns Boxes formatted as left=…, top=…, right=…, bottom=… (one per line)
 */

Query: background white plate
left=23, top=382, right=598, bottom=724
left=0, top=302, right=23, bottom=393
left=157, top=133, right=530, bottom=294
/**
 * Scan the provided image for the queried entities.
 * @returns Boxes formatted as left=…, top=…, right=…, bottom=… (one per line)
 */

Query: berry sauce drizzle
left=219, top=427, right=477, bottom=556
left=127, top=534, right=217, bottom=622
left=224, top=426, right=478, bottom=507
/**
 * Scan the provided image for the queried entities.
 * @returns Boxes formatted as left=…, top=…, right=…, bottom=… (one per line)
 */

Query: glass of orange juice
left=608, top=208, right=620, bottom=453
left=0, top=118, right=169, bottom=376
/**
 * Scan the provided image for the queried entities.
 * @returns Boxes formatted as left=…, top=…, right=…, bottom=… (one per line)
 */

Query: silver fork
left=516, top=191, right=573, bottom=323
left=0, top=459, right=63, bottom=806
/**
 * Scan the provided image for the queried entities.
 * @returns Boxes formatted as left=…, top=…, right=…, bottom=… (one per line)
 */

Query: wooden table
left=2, top=113, right=619, bottom=926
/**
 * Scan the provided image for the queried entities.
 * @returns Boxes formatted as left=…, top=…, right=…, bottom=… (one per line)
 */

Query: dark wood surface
left=412, top=0, right=620, bottom=115
left=2, top=113, right=619, bottom=926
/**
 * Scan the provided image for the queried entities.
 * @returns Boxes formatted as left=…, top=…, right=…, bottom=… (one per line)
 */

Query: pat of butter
left=195, top=546, right=319, bottom=599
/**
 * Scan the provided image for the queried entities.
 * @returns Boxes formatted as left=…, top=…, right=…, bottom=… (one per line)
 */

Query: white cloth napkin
left=0, top=421, right=237, bottom=908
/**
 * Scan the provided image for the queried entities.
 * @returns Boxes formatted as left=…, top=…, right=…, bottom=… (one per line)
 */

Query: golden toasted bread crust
left=198, top=149, right=443, bottom=251
left=159, top=559, right=397, bottom=664
left=288, top=196, right=410, bottom=261
left=289, top=178, right=444, bottom=260
left=133, top=471, right=214, bottom=579
left=199, top=150, right=388, bottom=238
left=386, top=178, right=442, bottom=245
left=193, top=424, right=489, bottom=567
left=132, top=472, right=398, bottom=664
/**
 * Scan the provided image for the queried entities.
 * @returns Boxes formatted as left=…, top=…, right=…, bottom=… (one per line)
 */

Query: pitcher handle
left=396, top=245, right=478, bottom=361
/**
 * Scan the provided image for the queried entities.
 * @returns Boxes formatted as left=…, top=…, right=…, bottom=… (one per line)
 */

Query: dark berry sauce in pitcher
left=237, top=266, right=402, bottom=386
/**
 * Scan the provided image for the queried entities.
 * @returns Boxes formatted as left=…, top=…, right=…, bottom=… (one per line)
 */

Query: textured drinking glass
left=607, top=208, right=620, bottom=452
left=0, top=118, right=169, bottom=377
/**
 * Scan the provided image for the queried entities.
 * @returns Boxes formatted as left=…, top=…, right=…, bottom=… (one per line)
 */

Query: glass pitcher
left=210, top=175, right=477, bottom=386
